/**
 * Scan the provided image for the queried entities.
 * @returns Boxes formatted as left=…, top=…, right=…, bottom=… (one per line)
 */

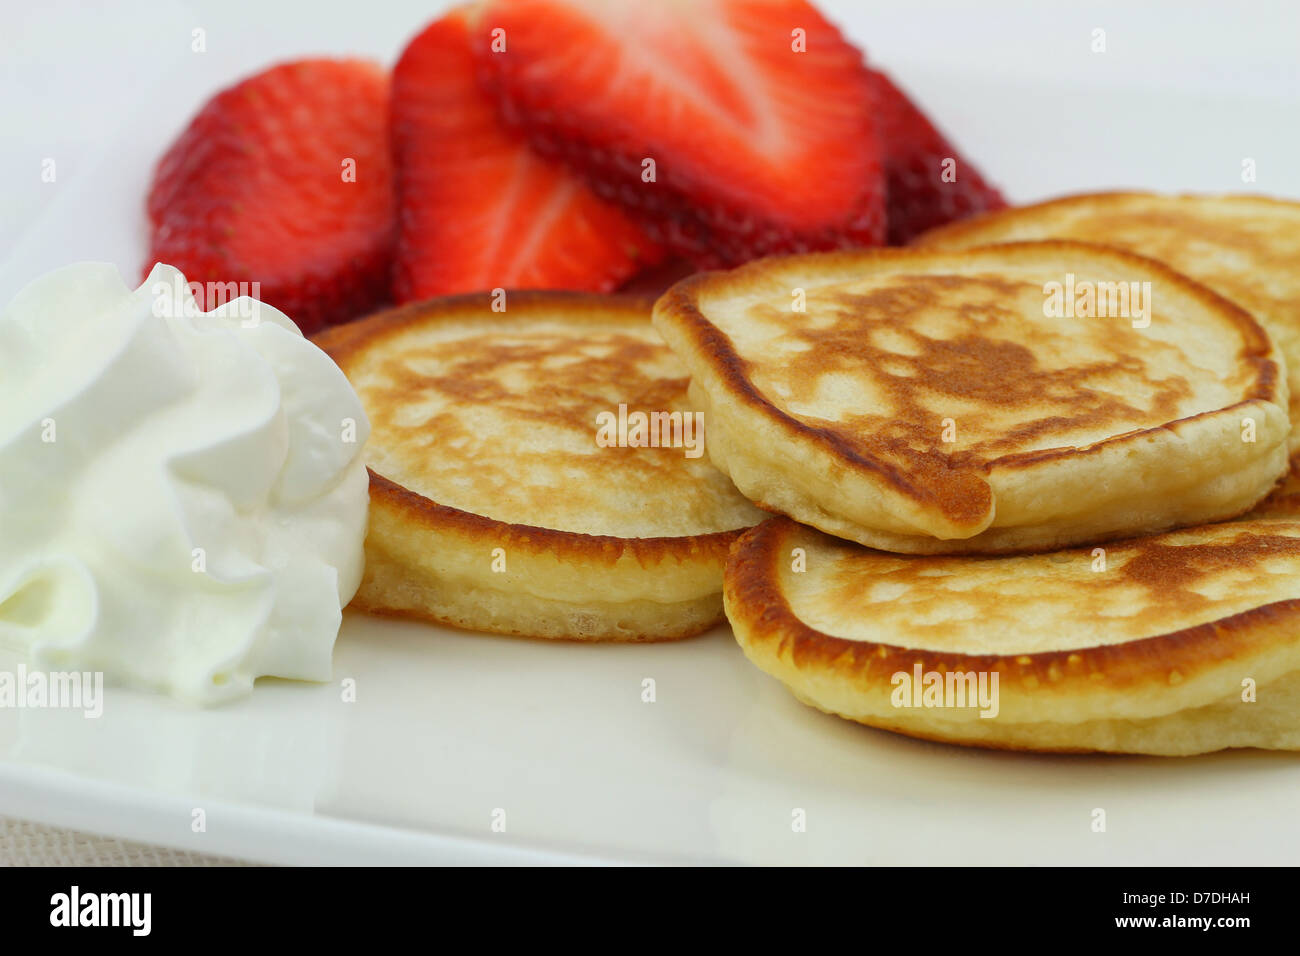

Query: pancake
left=653, top=242, right=1290, bottom=554
left=915, top=192, right=1300, bottom=456
left=1247, top=466, right=1300, bottom=519
left=313, top=292, right=764, bottom=640
left=725, top=516, right=1300, bottom=755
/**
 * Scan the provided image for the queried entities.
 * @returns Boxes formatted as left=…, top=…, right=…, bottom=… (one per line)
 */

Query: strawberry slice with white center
left=474, top=0, right=885, bottom=267
left=392, top=7, right=663, bottom=302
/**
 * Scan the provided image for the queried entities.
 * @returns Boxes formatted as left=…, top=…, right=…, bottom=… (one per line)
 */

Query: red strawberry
left=870, top=69, right=1007, bottom=245
left=392, top=8, right=663, bottom=302
left=617, top=258, right=697, bottom=297
left=146, top=59, right=394, bottom=335
left=474, top=0, right=885, bottom=268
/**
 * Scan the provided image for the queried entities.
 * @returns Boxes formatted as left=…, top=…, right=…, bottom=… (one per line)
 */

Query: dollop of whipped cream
left=0, top=263, right=370, bottom=704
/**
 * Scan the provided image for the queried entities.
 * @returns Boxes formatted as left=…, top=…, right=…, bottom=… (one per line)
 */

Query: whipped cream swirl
left=0, top=263, right=370, bottom=704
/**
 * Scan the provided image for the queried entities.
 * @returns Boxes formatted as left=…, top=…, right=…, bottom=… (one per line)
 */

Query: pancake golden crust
left=654, top=242, right=1289, bottom=554
left=915, top=191, right=1300, bottom=456
left=315, top=292, right=764, bottom=641
left=1249, top=466, right=1300, bottom=519
left=725, top=517, right=1300, bottom=754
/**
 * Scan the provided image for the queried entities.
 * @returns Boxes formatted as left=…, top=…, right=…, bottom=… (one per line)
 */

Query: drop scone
left=314, top=293, right=763, bottom=640
left=915, top=192, right=1300, bottom=456
left=653, top=243, right=1290, bottom=555
left=725, top=517, right=1300, bottom=755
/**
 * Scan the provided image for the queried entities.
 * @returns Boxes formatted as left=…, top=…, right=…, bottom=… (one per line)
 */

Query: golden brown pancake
left=1248, top=467, right=1300, bottom=518
left=725, top=516, right=1300, bottom=755
left=314, top=292, right=763, bottom=640
left=653, top=242, right=1290, bottom=554
left=915, top=192, right=1300, bottom=455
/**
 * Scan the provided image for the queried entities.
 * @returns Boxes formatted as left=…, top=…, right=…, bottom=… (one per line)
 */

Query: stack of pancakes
left=317, top=192, right=1300, bottom=756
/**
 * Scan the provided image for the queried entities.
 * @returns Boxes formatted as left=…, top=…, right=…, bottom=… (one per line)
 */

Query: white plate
left=3, top=0, right=1300, bottom=865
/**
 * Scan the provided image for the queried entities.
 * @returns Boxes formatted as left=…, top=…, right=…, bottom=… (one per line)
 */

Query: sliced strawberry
left=617, top=257, right=697, bottom=297
left=392, top=8, right=663, bottom=302
left=474, top=0, right=885, bottom=268
left=870, top=69, right=1007, bottom=245
left=146, top=59, right=395, bottom=334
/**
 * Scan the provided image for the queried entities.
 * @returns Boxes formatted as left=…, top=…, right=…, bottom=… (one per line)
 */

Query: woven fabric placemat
left=0, top=816, right=260, bottom=867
